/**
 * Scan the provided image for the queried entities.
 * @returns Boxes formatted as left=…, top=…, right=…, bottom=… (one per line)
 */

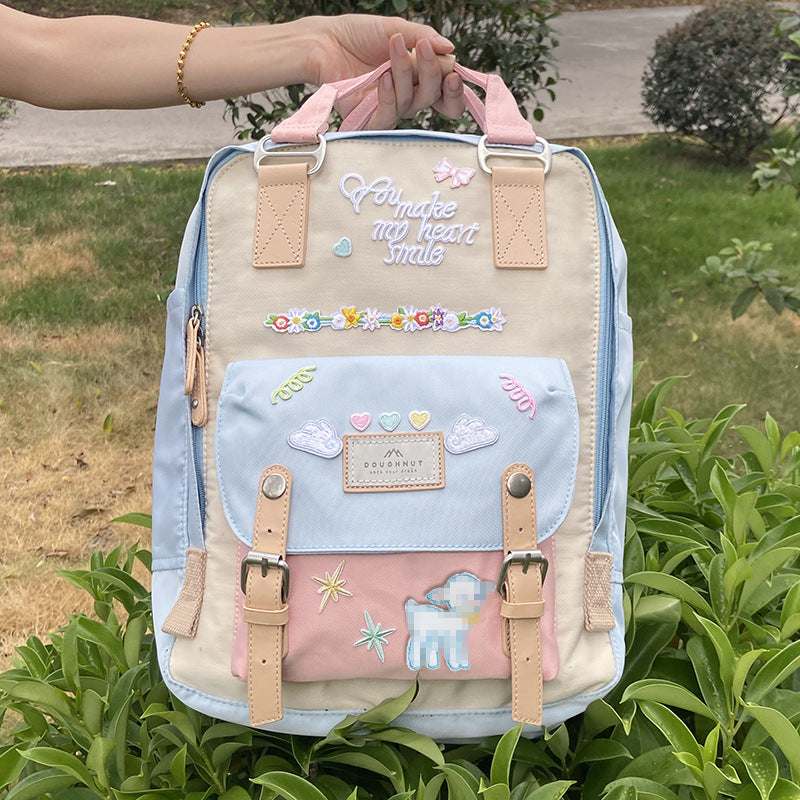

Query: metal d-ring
left=477, top=134, right=552, bottom=176
left=253, top=135, right=327, bottom=175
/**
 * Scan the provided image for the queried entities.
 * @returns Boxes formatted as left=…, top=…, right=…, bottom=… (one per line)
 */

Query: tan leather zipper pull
left=185, top=305, right=208, bottom=427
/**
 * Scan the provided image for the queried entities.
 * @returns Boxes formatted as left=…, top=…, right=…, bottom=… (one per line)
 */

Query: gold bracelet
left=177, top=21, right=211, bottom=108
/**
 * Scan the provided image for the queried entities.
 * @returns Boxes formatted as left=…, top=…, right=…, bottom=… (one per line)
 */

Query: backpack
left=151, top=61, right=632, bottom=740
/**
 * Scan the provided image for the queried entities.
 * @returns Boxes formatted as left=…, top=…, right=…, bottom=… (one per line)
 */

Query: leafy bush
left=0, top=98, right=14, bottom=129
left=224, top=0, right=560, bottom=141
left=642, top=2, right=800, bottom=164
left=2, top=378, right=800, bottom=799
left=700, top=238, right=800, bottom=319
left=751, top=12, right=800, bottom=199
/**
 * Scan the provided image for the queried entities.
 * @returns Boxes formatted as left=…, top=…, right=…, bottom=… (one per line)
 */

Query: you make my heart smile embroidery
left=338, top=172, right=481, bottom=267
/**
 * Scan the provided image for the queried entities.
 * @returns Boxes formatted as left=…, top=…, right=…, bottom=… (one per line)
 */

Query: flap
left=217, top=355, right=577, bottom=553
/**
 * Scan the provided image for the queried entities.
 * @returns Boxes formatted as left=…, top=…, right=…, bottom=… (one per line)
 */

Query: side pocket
left=584, top=312, right=631, bottom=633
left=152, top=288, right=203, bottom=570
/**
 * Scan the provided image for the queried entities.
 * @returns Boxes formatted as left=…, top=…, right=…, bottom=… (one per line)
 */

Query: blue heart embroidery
left=379, top=412, right=401, bottom=432
left=332, top=237, right=352, bottom=257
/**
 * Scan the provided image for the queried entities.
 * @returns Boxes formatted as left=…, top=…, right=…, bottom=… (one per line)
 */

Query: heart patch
left=350, top=412, right=371, bottom=432
left=409, top=410, right=431, bottom=430
left=379, top=412, right=401, bottom=432
left=287, top=419, right=343, bottom=459
left=332, top=237, right=352, bottom=257
left=445, top=414, right=499, bottom=454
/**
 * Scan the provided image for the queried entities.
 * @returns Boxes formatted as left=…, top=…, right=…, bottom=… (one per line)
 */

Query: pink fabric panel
left=232, top=542, right=558, bottom=683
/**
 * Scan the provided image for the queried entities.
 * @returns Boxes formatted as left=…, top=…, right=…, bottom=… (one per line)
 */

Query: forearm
left=2, top=9, right=320, bottom=110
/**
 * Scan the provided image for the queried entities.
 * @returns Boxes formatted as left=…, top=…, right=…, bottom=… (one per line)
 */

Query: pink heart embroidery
left=350, top=413, right=371, bottom=432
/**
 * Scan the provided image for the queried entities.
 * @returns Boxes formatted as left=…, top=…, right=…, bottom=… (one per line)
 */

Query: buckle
left=240, top=551, right=291, bottom=600
left=477, top=134, right=552, bottom=176
left=253, top=135, right=327, bottom=175
left=496, top=549, right=548, bottom=595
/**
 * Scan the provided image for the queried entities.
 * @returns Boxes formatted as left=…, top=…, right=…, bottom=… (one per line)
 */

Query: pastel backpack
left=151, top=60, right=632, bottom=740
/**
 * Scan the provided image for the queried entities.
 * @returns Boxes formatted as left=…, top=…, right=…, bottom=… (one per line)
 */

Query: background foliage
left=2, top=377, right=799, bottom=799
left=641, top=1, right=800, bottom=164
left=223, top=0, right=560, bottom=140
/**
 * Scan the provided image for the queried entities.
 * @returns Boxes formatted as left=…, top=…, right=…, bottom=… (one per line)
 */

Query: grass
left=0, top=164, right=198, bottom=670
left=0, top=136, right=798, bottom=673
left=586, top=136, right=800, bottom=433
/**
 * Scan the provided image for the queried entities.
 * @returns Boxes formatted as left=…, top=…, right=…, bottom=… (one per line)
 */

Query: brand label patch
left=343, top=432, right=445, bottom=493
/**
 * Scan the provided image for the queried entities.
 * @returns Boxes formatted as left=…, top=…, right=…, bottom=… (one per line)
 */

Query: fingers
left=363, top=29, right=466, bottom=129
left=386, top=33, right=461, bottom=119
left=364, top=72, right=400, bottom=131
left=434, top=71, right=467, bottom=120
left=414, top=39, right=446, bottom=113
left=389, top=31, right=415, bottom=117
left=381, top=17, right=454, bottom=55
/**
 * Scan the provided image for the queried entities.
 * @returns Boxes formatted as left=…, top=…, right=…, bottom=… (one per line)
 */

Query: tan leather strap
left=500, top=599, right=545, bottom=620
left=244, top=465, right=292, bottom=725
left=500, top=463, right=545, bottom=725
left=184, top=313, right=207, bottom=427
left=491, top=164, right=547, bottom=270
left=162, top=547, right=207, bottom=639
left=252, top=163, right=309, bottom=269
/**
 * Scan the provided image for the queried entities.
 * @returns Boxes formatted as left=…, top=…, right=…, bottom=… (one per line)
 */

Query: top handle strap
left=270, top=59, right=535, bottom=147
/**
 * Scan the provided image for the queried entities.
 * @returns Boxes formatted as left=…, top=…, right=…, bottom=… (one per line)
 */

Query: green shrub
left=224, top=0, right=560, bottom=141
left=700, top=238, right=800, bottom=319
left=751, top=12, right=800, bottom=199
left=642, top=2, right=800, bottom=164
left=2, top=377, right=800, bottom=799
left=0, top=98, right=14, bottom=129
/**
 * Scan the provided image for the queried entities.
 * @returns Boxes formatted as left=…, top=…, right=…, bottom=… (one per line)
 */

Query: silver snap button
left=507, top=472, right=531, bottom=499
left=262, top=473, right=286, bottom=500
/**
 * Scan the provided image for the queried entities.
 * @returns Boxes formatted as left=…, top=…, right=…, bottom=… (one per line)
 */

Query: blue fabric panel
left=152, top=288, right=196, bottom=570
left=216, top=355, right=578, bottom=553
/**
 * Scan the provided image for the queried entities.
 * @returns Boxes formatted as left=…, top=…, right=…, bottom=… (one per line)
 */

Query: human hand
left=302, top=15, right=466, bottom=129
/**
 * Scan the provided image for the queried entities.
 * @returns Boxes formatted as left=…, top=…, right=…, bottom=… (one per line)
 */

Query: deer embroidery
left=405, top=572, right=494, bottom=671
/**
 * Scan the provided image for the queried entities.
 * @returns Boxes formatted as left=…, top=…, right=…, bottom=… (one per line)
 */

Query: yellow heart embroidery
left=409, top=410, right=431, bottom=430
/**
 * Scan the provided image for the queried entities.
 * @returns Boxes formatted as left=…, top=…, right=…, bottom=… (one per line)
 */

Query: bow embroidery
left=432, top=157, right=476, bottom=189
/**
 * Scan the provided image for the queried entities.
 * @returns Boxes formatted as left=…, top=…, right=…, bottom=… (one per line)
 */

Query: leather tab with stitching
left=500, top=463, right=544, bottom=726
left=244, top=466, right=292, bottom=725
left=252, top=163, right=309, bottom=269
left=491, top=164, right=547, bottom=270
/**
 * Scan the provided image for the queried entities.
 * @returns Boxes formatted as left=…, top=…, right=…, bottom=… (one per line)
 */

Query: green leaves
left=700, top=238, right=800, bottom=320
left=623, top=373, right=800, bottom=799
left=252, top=771, right=330, bottom=800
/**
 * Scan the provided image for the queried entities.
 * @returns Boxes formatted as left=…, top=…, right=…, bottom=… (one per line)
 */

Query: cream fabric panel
left=168, top=141, right=616, bottom=710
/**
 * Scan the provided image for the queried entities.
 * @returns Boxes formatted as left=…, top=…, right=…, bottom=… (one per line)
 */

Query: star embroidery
left=311, top=560, right=353, bottom=612
left=353, top=611, right=395, bottom=663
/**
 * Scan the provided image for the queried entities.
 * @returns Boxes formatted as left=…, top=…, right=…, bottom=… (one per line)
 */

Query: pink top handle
left=270, top=60, right=535, bottom=147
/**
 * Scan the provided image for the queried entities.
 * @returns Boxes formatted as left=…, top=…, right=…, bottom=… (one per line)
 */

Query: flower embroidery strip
left=264, top=305, right=505, bottom=333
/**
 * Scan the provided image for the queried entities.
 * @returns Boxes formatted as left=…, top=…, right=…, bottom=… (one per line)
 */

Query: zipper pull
left=185, top=305, right=208, bottom=427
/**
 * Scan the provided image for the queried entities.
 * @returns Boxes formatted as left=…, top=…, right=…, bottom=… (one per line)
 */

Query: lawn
left=0, top=136, right=798, bottom=672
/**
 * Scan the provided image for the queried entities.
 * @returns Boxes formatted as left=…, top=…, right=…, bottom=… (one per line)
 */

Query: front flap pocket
left=216, top=355, right=578, bottom=553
